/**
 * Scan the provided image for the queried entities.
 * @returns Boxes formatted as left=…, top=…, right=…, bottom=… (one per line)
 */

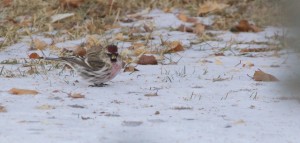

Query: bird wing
left=84, top=52, right=109, bottom=71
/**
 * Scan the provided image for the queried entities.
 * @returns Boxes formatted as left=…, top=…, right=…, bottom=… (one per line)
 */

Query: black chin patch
left=110, top=58, right=117, bottom=62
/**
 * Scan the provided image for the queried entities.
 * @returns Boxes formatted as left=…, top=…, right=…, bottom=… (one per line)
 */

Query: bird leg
left=89, top=83, right=108, bottom=87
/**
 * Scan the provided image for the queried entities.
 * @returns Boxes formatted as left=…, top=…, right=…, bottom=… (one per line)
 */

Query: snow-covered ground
left=0, top=10, right=300, bottom=143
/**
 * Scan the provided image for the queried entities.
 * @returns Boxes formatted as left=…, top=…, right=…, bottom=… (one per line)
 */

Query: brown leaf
left=69, top=93, right=85, bottom=99
left=177, top=13, right=197, bottom=23
left=33, top=39, right=47, bottom=50
left=138, top=55, right=158, bottom=65
left=60, top=0, right=84, bottom=8
left=253, top=70, right=279, bottom=82
left=187, top=17, right=198, bottom=23
left=2, top=0, right=12, bottom=7
left=73, top=46, right=86, bottom=57
left=193, top=23, right=205, bottom=35
left=178, top=24, right=194, bottom=33
left=124, top=66, right=139, bottom=72
left=29, top=53, right=41, bottom=59
left=240, top=47, right=273, bottom=53
left=231, top=20, right=261, bottom=33
left=0, top=106, right=7, bottom=113
left=120, top=18, right=134, bottom=23
left=214, top=52, right=225, bottom=56
left=198, top=1, right=228, bottom=16
left=167, top=41, right=184, bottom=53
left=250, top=24, right=262, bottom=32
left=143, top=24, right=153, bottom=32
left=177, top=13, right=188, bottom=22
left=8, top=88, right=39, bottom=95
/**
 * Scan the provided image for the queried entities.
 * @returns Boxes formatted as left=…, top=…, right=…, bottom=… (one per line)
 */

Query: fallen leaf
left=115, top=33, right=124, bottom=41
left=138, top=55, right=158, bottom=65
left=36, top=104, right=55, bottom=110
left=143, top=24, right=153, bottom=32
left=124, top=65, right=139, bottom=72
left=166, top=41, right=184, bottom=53
left=51, top=13, right=75, bottom=23
left=231, top=20, right=262, bottom=33
left=33, top=39, right=47, bottom=50
left=120, top=18, right=134, bottom=23
left=194, top=23, right=205, bottom=35
left=68, top=104, right=85, bottom=108
left=73, top=46, right=86, bottom=57
left=253, top=70, right=279, bottom=82
left=177, top=24, right=194, bottom=33
left=127, top=7, right=150, bottom=18
left=59, top=0, right=84, bottom=8
left=69, top=93, right=85, bottom=99
left=234, top=119, right=246, bottom=125
left=240, top=47, right=274, bottom=53
left=242, top=61, right=254, bottom=68
left=29, top=53, right=41, bottom=59
left=214, top=52, right=225, bottom=56
left=2, top=0, right=12, bottom=7
left=198, top=1, right=228, bottom=16
left=0, top=106, right=7, bottom=113
left=122, top=121, right=143, bottom=127
left=8, top=88, right=39, bottom=95
left=177, top=13, right=188, bottom=22
left=215, top=58, right=223, bottom=65
left=172, top=106, right=193, bottom=110
left=144, top=92, right=158, bottom=97
left=187, top=17, right=198, bottom=23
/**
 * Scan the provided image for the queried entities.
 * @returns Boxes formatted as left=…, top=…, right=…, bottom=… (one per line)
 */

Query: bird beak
left=111, top=54, right=117, bottom=60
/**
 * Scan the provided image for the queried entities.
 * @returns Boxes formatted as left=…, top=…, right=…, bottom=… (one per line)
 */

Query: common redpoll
left=46, top=45, right=122, bottom=87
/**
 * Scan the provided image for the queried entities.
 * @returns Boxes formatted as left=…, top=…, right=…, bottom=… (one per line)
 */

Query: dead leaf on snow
left=166, top=41, right=184, bottom=53
left=115, top=33, right=124, bottom=41
left=253, top=69, right=279, bottom=82
left=138, top=55, right=158, bottom=65
left=240, top=47, right=273, bottom=53
left=68, top=93, right=85, bottom=99
left=143, top=24, right=153, bottom=32
left=73, top=46, right=86, bottom=57
left=198, top=1, right=228, bottom=16
left=177, top=13, right=197, bottom=23
left=124, top=65, right=139, bottom=72
left=178, top=24, right=194, bottom=33
left=33, top=39, right=47, bottom=50
left=0, top=106, right=7, bottom=113
left=29, top=53, right=41, bottom=59
left=234, top=119, right=246, bottom=125
left=193, top=23, right=205, bottom=35
left=144, top=92, right=158, bottom=97
left=8, top=88, right=39, bottom=95
left=122, top=121, right=143, bottom=127
left=215, top=58, right=223, bottom=65
left=178, top=13, right=189, bottom=22
left=36, top=104, right=55, bottom=110
left=230, top=20, right=262, bottom=33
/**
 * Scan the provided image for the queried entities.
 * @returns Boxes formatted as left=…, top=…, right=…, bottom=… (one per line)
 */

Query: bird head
left=105, top=45, right=119, bottom=62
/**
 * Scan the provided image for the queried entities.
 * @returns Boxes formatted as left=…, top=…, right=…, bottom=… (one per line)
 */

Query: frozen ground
left=0, top=10, right=300, bottom=143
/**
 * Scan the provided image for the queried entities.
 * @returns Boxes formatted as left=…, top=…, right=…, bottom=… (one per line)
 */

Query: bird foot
left=89, top=83, right=108, bottom=87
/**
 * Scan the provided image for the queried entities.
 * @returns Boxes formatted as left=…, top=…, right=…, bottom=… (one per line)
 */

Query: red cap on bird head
left=106, top=45, right=118, bottom=53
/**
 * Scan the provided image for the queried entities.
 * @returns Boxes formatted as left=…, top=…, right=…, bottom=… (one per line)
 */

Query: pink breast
left=109, top=62, right=122, bottom=80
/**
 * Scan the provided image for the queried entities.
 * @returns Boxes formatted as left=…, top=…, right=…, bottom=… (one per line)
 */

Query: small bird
left=45, top=45, right=122, bottom=87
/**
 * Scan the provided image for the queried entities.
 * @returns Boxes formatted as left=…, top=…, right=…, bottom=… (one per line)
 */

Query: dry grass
left=0, top=0, right=283, bottom=49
